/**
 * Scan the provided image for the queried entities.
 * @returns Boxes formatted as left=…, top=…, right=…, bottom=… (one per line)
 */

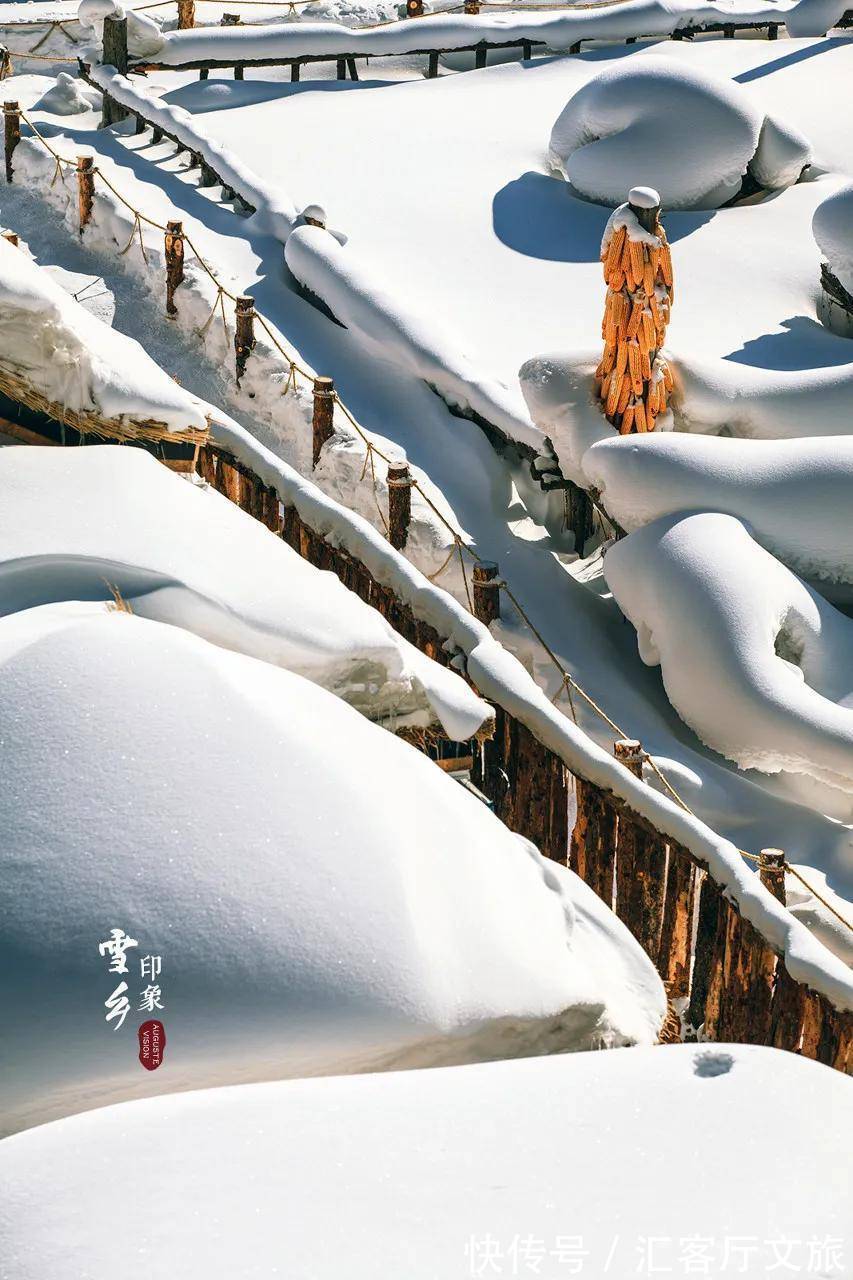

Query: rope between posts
left=13, top=110, right=851, bottom=938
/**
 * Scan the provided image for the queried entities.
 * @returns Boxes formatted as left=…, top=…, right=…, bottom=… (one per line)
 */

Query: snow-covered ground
left=1, top=1044, right=850, bottom=1279
left=4, top=31, right=852, bottom=920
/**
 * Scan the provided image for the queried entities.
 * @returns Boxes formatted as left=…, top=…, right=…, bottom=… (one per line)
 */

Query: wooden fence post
left=387, top=457, right=413, bottom=552
left=475, top=42, right=487, bottom=68
left=472, top=561, right=500, bottom=624
left=221, top=12, right=241, bottom=23
left=658, top=844, right=695, bottom=999
left=1, top=229, right=18, bottom=246
left=759, top=848, right=786, bottom=905
left=76, top=155, right=94, bottom=234
left=464, top=0, right=481, bottom=11
left=427, top=51, right=439, bottom=78
left=234, top=295, right=256, bottom=382
left=4, top=100, right=20, bottom=183
left=406, top=0, right=424, bottom=14
left=165, top=220, right=184, bottom=316
left=312, top=376, right=335, bottom=468
left=101, top=16, right=129, bottom=127
left=177, top=0, right=196, bottom=28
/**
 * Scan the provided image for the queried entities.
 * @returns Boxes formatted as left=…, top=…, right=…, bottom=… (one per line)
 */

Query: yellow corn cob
left=628, top=342, right=643, bottom=396
left=649, top=246, right=661, bottom=280
left=634, top=399, right=647, bottom=433
left=662, top=361, right=674, bottom=393
left=637, top=322, right=650, bottom=360
left=600, top=371, right=611, bottom=403
left=616, top=375, right=631, bottom=416
left=641, top=311, right=656, bottom=351
left=629, top=238, right=645, bottom=284
left=626, top=300, right=644, bottom=341
left=601, top=342, right=616, bottom=375
left=660, top=242, right=673, bottom=287
left=603, top=224, right=627, bottom=278
left=643, top=258, right=655, bottom=297
left=619, top=402, right=635, bottom=435
left=607, top=267, right=626, bottom=292
left=641, top=349, right=652, bottom=381
left=604, top=310, right=617, bottom=346
left=606, top=371, right=623, bottom=418
left=615, top=341, right=628, bottom=378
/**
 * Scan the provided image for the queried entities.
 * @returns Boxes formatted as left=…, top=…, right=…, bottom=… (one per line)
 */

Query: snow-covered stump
left=165, top=220, right=185, bottom=316
left=597, top=187, right=674, bottom=435
left=3, top=100, right=20, bottom=184
left=177, top=0, right=196, bottom=28
left=312, top=376, right=335, bottom=468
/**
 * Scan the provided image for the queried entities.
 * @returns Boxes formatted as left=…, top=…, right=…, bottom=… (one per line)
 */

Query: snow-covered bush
left=31, top=72, right=99, bottom=117
left=813, top=181, right=853, bottom=295
left=548, top=57, right=810, bottom=209
left=603, top=512, right=853, bottom=811
left=585, top=432, right=853, bottom=592
left=0, top=600, right=665, bottom=1134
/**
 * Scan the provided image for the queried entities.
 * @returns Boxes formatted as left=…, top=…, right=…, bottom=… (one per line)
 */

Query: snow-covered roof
left=0, top=445, right=491, bottom=737
left=0, top=238, right=208, bottom=436
left=0, top=598, right=664, bottom=1134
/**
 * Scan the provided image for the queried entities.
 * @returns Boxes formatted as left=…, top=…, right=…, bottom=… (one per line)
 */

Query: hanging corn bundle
left=596, top=186, right=675, bottom=435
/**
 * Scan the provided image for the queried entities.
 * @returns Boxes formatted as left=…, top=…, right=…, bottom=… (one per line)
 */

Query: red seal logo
left=138, top=1019, right=166, bottom=1071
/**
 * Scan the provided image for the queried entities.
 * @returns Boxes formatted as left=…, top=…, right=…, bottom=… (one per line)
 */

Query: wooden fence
left=196, top=438, right=852, bottom=1073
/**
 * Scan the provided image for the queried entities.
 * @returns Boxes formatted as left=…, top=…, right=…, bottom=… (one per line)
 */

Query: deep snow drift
left=548, top=56, right=810, bottom=210
left=813, top=179, right=853, bottom=294
left=1, top=1045, right=849, bottom=1279
left=0, top=446, right=490, bottom=737
left=0, top=600, right=665, bottom=1135
left=603, top=513, right=853, bottom=813
left=585, top=432, right=853, bottom=592
left=0, top=236, right=206, bottom=432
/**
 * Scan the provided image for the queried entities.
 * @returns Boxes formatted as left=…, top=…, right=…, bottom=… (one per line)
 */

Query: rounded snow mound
left=604, top=512, right=853, bottom=813
left=786, top=0, right=849, bottom=36
left=813, top=182, right=853, bottom=295
left=77, top=0, right=165, bottom=59
left=32, top=73, right=99, bottom=117
left=0, top=601, right=664, bottom=1135
left=548, top=57, right=810, bottom=210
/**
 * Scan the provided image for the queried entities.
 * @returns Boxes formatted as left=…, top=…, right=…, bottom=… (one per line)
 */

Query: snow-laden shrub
left=32, top=73, right=100, bottom=118
left=813, top=181, right=853, bottom=296
left=548, top=56, right=810, bottom=209
left=604, top=512, right=853, bottom=811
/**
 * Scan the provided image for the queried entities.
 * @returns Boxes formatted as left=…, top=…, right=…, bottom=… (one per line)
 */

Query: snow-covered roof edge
left=204, top=406, right=853, bottom=1012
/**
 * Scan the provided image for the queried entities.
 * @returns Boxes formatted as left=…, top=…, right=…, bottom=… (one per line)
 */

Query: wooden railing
left=197, top=440, right=852, bottom=1073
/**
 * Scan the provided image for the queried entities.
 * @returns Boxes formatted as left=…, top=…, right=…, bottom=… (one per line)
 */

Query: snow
left=584, top=432, right=853, bottom=592
left=30, top=70, right=99, bottom=115
left=603, top=512, right=853, bottom=811
left=548, top=56, right=808, bottom=210
left=1, top=1044, right=849, bottom=1278
left=0, top=598, right=666, bottom=1134
left=813, top=180, right=853, bottom=295
left=9, top=55, right=853, bottom=1002
left=785, top=0, right=850, bottom=34
left=0, top=444, right=492, bottom=738
left=0, top=236, right=207, bottom=431
left=130, top=0, right=803, bottom=67
left=77, top=0, right=166, bottom=59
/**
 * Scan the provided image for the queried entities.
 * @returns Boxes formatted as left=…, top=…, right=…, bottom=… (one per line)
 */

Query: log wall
left=199, top=442, right=852, bottom=1074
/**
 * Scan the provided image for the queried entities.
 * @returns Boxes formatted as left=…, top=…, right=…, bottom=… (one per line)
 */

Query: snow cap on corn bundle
left=595, top=189, right=674, bottom=437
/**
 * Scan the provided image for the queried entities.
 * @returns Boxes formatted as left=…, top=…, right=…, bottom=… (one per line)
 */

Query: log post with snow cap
left=596, top=186, right=674, bottom=436
left=387, top=456, right=413, bottom=552
left=472, top=561, right=501, bottom=625
left=101, top=15, right=129, bottom=127
left=235, top=296, right=256, bottom=382
left=3, top=100, right=20, bottom=184
left=165, top=220, right=185, bottom=316
left=406, top=0, right=424, bottom=15
left=76, top=156, right=95, bottom=233
left=312, top=376, right=335, bottom=468
left=759, top=848, right=786, bottom=905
